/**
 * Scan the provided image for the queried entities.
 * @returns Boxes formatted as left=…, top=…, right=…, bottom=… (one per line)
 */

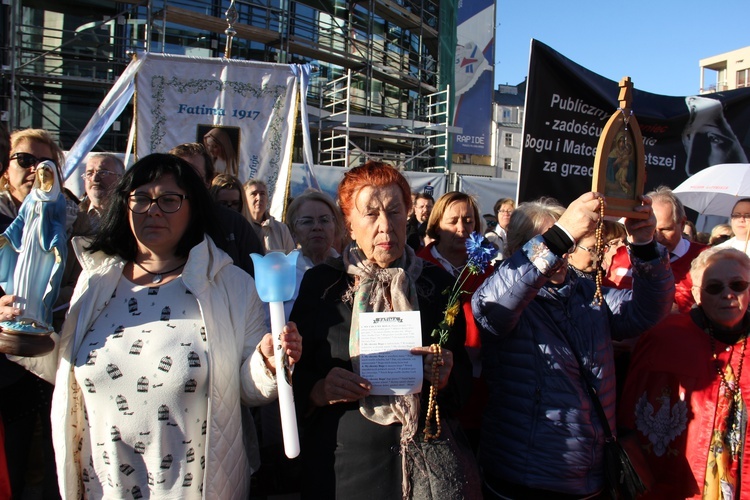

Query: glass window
left=504, top=133, right=512, bottom=147
left=738, top=69, right=749, bottom=88
left=503, top=158, right=512, bottom=170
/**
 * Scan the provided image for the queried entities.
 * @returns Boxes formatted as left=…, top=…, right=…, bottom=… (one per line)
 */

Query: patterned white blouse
left=73, top=276, right=208, bottom=499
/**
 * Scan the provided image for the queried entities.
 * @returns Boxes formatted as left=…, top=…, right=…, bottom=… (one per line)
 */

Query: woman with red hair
left=291, top=161, right=478, bottom=499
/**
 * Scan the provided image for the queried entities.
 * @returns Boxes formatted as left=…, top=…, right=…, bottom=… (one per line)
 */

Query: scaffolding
left=316, top=69, right=450, bottom=169
left=1, top=0, right=453, bottom=170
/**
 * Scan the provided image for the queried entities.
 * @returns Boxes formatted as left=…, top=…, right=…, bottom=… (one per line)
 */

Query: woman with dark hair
left=291, top=162, right=478, bottom=499
left=1, top=153, right=302, bottom=499
left=485, top=197, right=514, bottom=259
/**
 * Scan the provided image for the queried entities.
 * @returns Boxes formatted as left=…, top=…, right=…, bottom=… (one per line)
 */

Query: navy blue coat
left=472, top=235, right=674, bottom=495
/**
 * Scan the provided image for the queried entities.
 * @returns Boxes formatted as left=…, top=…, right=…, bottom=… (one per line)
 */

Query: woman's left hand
left=625, top=195, right=657, bottom=244
left=259, top=322, right=302, bottom=373
left=411, top=346, right=453, bottom=390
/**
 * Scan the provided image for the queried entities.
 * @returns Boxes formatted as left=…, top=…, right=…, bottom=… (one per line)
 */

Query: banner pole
left=224, top=0, right=237, bottom=59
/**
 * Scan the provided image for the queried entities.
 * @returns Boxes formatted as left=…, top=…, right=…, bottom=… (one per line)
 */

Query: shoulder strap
left=563, top=334, right=615, bottom=441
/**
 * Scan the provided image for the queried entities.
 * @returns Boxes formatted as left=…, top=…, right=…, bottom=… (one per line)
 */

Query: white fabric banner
left=63, top=55, right=144, bottom=178
left=402, top=171, right=447, bottom=201
left=135, top=53, right=301, bottom=218
left=458, top=175, right=518, bottom=216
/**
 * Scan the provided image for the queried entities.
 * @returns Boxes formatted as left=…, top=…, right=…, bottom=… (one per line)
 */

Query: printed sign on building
left=452, top=0, right=495, bottom=156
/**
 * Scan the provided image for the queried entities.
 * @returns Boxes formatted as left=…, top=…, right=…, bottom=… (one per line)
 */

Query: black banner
left=519, top=40, right=750, bottom=207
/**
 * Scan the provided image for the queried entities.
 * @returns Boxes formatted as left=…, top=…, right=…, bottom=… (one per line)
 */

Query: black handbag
left=565, top=341, right=646, bottom=500
left=590, top=386, right=646, bottom=500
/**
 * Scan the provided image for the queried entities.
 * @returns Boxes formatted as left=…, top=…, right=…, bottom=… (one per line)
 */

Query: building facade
left=699, top=46, right=750, bottom=94
left=490, top=80, right=524, bottom=181
left=1, top=0, right=457, bottom=170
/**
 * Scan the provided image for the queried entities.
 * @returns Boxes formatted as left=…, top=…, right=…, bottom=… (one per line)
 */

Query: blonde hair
left=4, top=128, right=65, bottom=191
left=285, top=189, right=345, bottom=242
left=709, top=223, right=733, bottom=246
left=425, top=191, right=481, bottom=242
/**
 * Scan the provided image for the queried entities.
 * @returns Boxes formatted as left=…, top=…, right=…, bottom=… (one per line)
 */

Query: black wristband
left=628, top=240, right=659, bottom=261
left=542, top=225, right=575, bottom=257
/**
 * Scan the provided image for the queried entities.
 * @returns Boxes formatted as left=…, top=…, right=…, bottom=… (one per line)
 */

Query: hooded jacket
left=12, top=236, right=276, bottom=499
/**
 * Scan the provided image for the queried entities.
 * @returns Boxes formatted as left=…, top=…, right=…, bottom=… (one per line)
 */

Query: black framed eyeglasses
left=731, top=213, right=750, bottom=220
left=699, top=280, right=750, bottom=296
left=218, top=200, right=242, bottom=211
left=10, top=152, right=56, bottom=169
left=128, top=194, right=188, bottom=214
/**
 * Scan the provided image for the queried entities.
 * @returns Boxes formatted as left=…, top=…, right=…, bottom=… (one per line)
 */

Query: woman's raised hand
left=280, top=322, right=302, bottom=365
left=625, top=195, right=657, bottom=244
left=556, top=192, right=604, bottom=243
left=259, top=321, right=302, bottom=373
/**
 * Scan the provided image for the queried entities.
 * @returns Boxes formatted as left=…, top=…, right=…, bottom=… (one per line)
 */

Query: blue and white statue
left=0, top=161, right=67, bottom=334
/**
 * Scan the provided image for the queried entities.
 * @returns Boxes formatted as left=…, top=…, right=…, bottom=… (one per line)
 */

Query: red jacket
left=619, top=313, right=750, bottom=499
left=417, top=243, right=493, bottom=431
left=605, top=239, right=706, bottom=312
left=416, top=243, right=493, bottom=351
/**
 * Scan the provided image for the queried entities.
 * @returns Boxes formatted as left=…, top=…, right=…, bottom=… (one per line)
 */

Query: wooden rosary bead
left=423, top=343, right=442, bottom=441
left=592, top=196, right=606, bottom=306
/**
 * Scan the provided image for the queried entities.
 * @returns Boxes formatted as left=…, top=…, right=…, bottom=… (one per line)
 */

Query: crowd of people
left=1, top=125, right=750, bottom=499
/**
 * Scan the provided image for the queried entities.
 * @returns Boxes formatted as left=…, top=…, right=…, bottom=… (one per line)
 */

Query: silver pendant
left=152, top=274, right=163, bottom=284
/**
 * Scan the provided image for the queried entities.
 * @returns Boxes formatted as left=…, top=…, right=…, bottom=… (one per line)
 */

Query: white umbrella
left=673, top=163, right=750, bottom=216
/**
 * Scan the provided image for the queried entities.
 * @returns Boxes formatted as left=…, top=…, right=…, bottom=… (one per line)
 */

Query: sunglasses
left=700, top=280, right=750, bottom=296
left=10, top=152, right=57, bottom=169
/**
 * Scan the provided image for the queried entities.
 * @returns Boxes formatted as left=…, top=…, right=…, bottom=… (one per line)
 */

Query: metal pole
left=224, top=0, right=237, bottom=58
left=8, top=0, right=19, bottom=128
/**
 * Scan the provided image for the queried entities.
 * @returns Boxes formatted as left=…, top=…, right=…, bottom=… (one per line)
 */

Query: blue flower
left=465, top=232, right=497, bottom=273
left=431, top=232, right=497, bottom=346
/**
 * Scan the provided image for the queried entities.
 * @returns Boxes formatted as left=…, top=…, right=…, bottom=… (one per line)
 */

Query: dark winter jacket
left=472, top=234, right=674, bottom=495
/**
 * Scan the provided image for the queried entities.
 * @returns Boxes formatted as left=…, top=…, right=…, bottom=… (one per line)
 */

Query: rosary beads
left=592, top=196, right=606, bottom=306
left=423, top=343, right=443, bottom=441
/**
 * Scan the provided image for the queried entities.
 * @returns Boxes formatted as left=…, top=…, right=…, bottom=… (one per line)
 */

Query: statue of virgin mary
left=0, top=161, right=67, bottom=333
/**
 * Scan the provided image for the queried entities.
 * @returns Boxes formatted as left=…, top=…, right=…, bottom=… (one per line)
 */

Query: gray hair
left=689, top=246, right=750, bottom=285
left=647, top=185, right=686, bottom=225
left=285, top=189, right=345, bottom=242
left=506, top=197, right=565, bottom=256
left=87, top=153, right=125, bottom=174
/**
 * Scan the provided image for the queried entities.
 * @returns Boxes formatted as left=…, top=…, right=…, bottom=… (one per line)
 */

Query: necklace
left=134, top=261, right=186, bottom=284
left=707, top=322, right=748, bottom=455
left=707, top=322, right=748, bottom=393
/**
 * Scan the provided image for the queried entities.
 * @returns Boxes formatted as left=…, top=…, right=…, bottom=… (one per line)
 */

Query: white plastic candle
left=269, top=300, right=300, bottom=458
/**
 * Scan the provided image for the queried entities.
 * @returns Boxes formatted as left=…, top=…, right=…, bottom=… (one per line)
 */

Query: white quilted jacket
left=13, top=236, right=277, bottom=499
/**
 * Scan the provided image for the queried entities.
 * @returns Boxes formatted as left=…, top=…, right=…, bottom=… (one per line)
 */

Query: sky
left=494, top=0, right=749, bottom=97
